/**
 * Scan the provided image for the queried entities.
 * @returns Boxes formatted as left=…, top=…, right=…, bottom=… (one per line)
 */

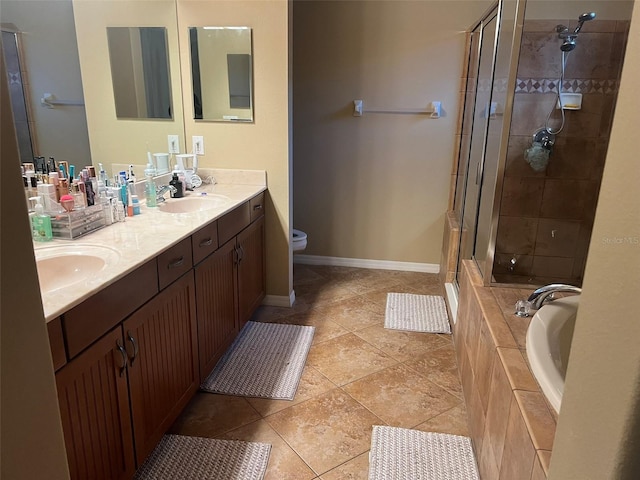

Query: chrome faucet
left=156, top=185, right=177, bottom=203
left=527, top=283, right=582, bottom=309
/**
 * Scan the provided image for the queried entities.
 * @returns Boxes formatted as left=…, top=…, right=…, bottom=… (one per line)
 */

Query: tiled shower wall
left=493, top=19, right=629, bottom=285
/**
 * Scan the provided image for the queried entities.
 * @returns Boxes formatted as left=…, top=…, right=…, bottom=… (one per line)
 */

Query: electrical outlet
left=192, top=135, right=204, bottom=155
left=168, top=135, right=180, bottom=154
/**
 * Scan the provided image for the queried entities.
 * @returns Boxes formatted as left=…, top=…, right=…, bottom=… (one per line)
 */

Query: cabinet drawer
left=192, top=221, right=218, bottom=265
left=218, top=201, right=250, bottom=245
left=64, top=260, right=158, bottom=359
left=250, top=192, right=265, bottom=222
left=157, top=237, right=193, bottom=290
left=47, top=317, right=66, bottom=371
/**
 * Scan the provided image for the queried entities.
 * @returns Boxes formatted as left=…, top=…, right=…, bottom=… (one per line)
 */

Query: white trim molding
left=444, top=282, right=458, bottom=324
left=263, top=290, right=296, bottom=308
left=293, top=254, right=439, bottom=274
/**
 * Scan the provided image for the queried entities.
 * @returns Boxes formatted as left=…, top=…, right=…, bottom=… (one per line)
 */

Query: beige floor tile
left=358, top=288, right=400, bottom=315
left=313, top=295, right=385, bottom=332
left=221, top=419, right=316, bottom=480
left=320, top=452, right=370, bottom=480
left=294, top=264, right=330, bottom=287
left=296, top=281, right=362, bottom=308
left=306, top=333, right=398, bottom=386
left=247, top=366, right=336, bottom=417
left=281, top=311, right=350, bottom=345
left=343, top=363, right=461, bottom=429
left=169, top=392, right=260, bottom=438
left=250, top=305, right=290, bottom=323
left=266, top=389, right=382, bottom=475
left=354, top=325, right=450, bottom=363
left=413, top=403, right=470, bottom=437
left=403, top=343, right=464, bottom=398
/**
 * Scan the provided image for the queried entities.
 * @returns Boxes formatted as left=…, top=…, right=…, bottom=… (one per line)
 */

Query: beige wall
left=178, top=0, right=291, bottom=298
left=292, top=0, right=493, bottom=265
left=2, top=0, right=91, bottom=164
left=549, top=0, right=640, bottom=476
left=1, top=52, right=70, bottom=480
left=73, top=0, right=185, bottom=177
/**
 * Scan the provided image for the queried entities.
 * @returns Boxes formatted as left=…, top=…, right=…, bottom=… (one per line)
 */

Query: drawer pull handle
left=199, top=238, right=213, bottom=247
left=238, top=245, right=245, bottom=264
left=253, top=204, right=263, bottom=210
left=115, top=340, right=128, bottom=377
left=168, top=256, right=185, bottom=269
left=126, top=331, right=139, bottom=366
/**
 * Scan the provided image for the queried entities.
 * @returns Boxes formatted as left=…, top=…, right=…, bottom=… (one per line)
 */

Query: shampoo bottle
left=30, top=196, right=53, bottom=242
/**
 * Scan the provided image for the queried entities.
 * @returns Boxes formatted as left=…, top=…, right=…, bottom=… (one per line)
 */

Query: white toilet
left=292, top=229, right=307, bottom=252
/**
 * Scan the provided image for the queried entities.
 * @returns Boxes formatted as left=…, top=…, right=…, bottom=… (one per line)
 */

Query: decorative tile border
left=516, top=78, right=618, bottom=94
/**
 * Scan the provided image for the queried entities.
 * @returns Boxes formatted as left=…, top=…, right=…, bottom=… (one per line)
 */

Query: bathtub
left=526, top=295, right=580, bottom=413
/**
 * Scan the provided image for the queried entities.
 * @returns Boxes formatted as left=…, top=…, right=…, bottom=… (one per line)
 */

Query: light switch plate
left=168, top=135, right=180, bottom=154
left=192, top=135, right=204, bottom=155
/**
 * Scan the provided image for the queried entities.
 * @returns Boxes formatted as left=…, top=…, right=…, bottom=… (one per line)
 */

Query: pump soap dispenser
left=169, top=172, right=184, bottom=198
left=30, top=196, right=53, bottom=242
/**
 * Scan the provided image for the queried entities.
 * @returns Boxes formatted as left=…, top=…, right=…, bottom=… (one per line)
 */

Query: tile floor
left=170, top=264, right=469, bottom=479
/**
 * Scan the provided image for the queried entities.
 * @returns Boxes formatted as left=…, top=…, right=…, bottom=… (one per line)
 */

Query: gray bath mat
left=385, top=293, right=451, bottom=334
left=369, top=426, right=479, bottom=480
left=201, top=321, right=315, bottom=400
left=135, top=434, right=271, bottom=480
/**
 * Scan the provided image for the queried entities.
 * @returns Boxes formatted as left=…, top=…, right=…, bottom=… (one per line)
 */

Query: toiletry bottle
left=115, top=200, right=126, bottom=222
left=132, top=195, right=141, bottom=215
left=71, top=179, right=87, bottom=209
left=82, top=169, right=95, bottom=206
left=144, top=163, right=157, bottom=207
left=30, top=196, right=53, bottom=242
left=169, top=172, right=183, bottom=198
left=118, top=172, right=129, bottom=212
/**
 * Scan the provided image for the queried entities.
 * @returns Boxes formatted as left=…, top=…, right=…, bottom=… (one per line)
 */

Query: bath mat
left=135, top=434, right=271, bottom=480
left=385, top=293, right=451, bottom=334
left=368, top=426, right=479, bottom=480
left=201, top=321, right=315, bottom=400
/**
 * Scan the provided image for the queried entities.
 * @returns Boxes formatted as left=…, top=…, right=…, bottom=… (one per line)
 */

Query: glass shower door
left=454, top=8, right=499, bottom=285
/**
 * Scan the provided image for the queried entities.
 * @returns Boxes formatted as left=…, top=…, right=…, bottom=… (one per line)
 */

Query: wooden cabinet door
left=195, top=237, right=239, bottom=382
left=55, top=327, right=135, bottom=480
left=237, top=215, right=266, bottom=329
left=123, top=271, right=199, bottom=466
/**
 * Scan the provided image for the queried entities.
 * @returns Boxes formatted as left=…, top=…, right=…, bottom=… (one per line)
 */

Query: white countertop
left=34, top=169, right=266, bottom=322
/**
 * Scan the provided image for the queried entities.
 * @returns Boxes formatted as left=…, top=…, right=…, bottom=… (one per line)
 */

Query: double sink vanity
left=37, top=171, right=267, bottom=479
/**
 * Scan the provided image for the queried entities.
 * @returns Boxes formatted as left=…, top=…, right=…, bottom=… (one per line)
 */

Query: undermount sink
left=157, top=195, right=230, bottom=213
left=35, top=244, right=120, bottom=294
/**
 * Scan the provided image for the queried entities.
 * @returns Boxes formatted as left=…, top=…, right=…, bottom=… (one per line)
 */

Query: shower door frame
left=479, top=0, right=527, bottom=286
left=452, top=0, right=527, bottom=288
left=452, top=2, right=501, bottom=289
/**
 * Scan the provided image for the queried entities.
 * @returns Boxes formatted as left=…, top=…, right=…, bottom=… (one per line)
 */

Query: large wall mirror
left=189, top=27, right=253, bottom=122
left=107, top=27, right=173, bottom=119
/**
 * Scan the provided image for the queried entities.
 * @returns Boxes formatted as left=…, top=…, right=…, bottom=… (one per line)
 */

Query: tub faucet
left=156, top=185, right=177, bottom=203
left=528, top=284, right=582, bottom=309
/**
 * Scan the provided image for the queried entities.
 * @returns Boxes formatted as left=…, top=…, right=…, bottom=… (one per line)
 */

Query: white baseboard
left=293, top=254, right=439, bottom=274
left=263, top=290, right=296, bottom=307
left=445, top=282, right=458, bottom=324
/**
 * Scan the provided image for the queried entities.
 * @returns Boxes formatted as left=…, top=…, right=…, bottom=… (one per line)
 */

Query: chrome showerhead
left=574, top=12, right=596, bottom=34
left=556, top=12, right=596, bottom=51
left=561, top=38, right=577, bottom=52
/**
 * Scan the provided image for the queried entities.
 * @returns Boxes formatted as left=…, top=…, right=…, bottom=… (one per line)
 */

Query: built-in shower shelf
left=556, top=93, right=582, bottom=110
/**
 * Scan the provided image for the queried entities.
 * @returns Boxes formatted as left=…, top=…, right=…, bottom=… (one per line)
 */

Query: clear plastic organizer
left=50, top=204, right=107, bottom=239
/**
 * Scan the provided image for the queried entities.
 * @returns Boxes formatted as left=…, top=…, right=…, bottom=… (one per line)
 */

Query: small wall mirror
left=107, top=27, right=173, bottom=119
left=189, top=26, right=253, bottom=122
